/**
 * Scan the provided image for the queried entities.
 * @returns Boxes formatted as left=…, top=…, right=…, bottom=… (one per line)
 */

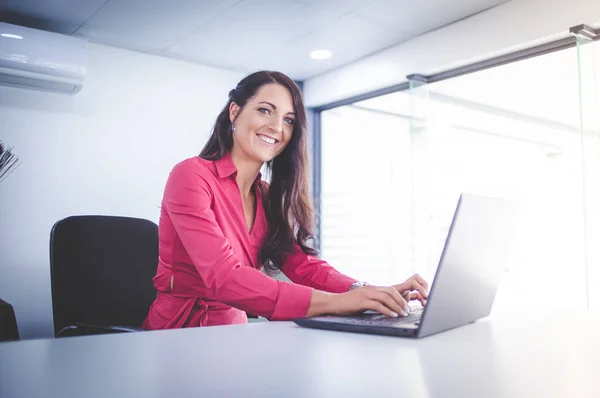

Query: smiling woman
left=201, top=72, right=311, bottom=273
left=142, top=70, right=428, bottom=330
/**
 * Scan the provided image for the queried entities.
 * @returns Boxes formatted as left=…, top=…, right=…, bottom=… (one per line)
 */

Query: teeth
left=259, top=135, right=276, bottom=145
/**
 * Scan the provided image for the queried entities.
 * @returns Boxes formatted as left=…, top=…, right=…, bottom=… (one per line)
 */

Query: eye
left=284, top=117, right=295, bottom=125
left=258, top=107, right=271, bottom=115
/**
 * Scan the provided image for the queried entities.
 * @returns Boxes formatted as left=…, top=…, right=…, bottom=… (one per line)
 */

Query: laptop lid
left=415, top=193, right=521, bottom=338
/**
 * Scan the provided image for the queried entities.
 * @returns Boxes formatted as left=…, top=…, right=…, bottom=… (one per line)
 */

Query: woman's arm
left=283, top=246, right=429, bottom=317
left=164, top=160, right=313, bottom=321
left=280, top=244, right=359, bottom=293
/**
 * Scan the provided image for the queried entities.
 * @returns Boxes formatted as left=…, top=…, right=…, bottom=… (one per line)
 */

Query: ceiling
left=0, top=0, right=508, bottom=81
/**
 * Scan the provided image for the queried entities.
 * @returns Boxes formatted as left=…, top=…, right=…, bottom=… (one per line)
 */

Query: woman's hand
left=393, top=274, right=429, bottom=306
left=306, top=285, right=411, bottom=318
left=305, top=274, right=430, bottom=319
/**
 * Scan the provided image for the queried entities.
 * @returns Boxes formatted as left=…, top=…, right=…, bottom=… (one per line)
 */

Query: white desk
left=1, top=311, right=599, bottom=398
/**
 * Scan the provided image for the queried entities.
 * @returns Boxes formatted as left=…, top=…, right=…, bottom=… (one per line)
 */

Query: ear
left=229, top=102, right=240, bottom=123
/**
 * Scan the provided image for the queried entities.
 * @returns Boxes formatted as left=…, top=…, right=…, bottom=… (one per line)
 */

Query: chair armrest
left=246, top=312, right=268, bottom=323
left=56, top=326, right=80, bottom=337
left=57, top=324, right=146, bottom=337
left=95, top=325, right=145, bottom=332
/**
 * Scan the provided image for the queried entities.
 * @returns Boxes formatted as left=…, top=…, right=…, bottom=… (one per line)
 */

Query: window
left=319, top=46, right=591, bottom=314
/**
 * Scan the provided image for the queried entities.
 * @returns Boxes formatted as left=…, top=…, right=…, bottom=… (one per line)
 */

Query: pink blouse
left=142, top=153, right=357, bottom=329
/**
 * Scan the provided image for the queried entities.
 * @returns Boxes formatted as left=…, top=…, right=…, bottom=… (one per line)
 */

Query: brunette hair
left=200, top=71, right=317, bottom=273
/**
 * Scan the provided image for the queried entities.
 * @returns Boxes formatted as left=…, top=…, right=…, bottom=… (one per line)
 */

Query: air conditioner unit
left=0, top=22, right=87, bottom=94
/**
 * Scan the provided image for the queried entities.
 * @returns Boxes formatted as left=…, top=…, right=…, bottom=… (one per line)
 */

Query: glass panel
left=319, top=92, right=413, bottom=285
left=319, top=45, right=590, bottom=315
left=408, top=76, right=436, bottom=283
left=575, top=32, right=600, bottom=310
left=408, top=49, right=588, bottom=317
left=318, top=41, right=600, bottom=316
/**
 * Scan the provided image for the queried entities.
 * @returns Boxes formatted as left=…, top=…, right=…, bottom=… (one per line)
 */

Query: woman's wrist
left=306, top=289, right=335, bottom=317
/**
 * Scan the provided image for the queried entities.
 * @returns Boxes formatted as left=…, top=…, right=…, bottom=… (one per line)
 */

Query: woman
left=142, top=71, right=428, bottom=330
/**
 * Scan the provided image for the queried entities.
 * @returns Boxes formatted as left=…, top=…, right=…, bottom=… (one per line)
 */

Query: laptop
left=293, top=193, right=521, bottom=338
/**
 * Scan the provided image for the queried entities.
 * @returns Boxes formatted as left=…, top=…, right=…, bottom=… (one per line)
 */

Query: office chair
left=50, top=215, right=158, bottom=337
left=0, top=298, right=20, bottom=342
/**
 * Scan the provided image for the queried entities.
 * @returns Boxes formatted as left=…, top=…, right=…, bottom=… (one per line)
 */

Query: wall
left=303, top=0, right=600, bottom=107
left=0, top=41, right=245, bottom=339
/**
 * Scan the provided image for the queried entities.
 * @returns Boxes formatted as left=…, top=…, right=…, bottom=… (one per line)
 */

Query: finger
left=393, top=282, right=410, bottom=295
left=402, top=291, right=423, bottom=305
left=366, top=301, right=400, bottom=318
left=407, top=280, right=429, bottom=300
left=383, top=286, right=410, bottom=313
left=371, top=289, right=408, bottom=316
left=409, top=292, right=427, bottom=306
left=411, top=274, right=429, bottom=291
left=405, top=292, right=416, bottom=300
left=392, top=281, right=425, bottom=300
left=402, top=291, right=411, bottom=302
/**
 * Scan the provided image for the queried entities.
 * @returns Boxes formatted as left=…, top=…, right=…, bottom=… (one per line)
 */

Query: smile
left=257, top=134, right=278, bottom=146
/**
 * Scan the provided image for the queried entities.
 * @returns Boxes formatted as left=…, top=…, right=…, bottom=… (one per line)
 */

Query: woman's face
left=229, top=83, right=296, bottom=164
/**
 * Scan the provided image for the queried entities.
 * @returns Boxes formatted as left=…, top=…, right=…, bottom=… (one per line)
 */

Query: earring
left=231, top=123, right=235, bottom=132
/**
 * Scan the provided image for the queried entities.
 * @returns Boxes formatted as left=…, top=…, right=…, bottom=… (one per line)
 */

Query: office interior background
left=1, top=0, right=600, bottom=340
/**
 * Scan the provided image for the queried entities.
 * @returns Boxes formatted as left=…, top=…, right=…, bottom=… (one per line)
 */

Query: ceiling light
left=310, top=50, right=332, bottom=60
left=1, top=33, right=23, bottom=39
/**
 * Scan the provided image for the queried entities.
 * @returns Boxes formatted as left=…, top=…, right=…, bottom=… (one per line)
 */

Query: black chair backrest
left=0, top=298, right=20, bottom=342
left=50, top=215, right=158, bottom=336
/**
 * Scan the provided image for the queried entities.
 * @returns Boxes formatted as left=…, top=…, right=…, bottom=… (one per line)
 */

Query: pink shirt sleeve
left=164, top=161, right=313, bottom=321
left=281, top=244, right=358, bottom=293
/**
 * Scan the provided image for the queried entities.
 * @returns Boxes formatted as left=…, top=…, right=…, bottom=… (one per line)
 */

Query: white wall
left=303, top=0, right=600, bottom=107
left=0, top=42, right=245, bottom=339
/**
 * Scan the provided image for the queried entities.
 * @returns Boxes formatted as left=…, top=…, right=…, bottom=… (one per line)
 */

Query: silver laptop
left=293, top=193, right=521, bottom=338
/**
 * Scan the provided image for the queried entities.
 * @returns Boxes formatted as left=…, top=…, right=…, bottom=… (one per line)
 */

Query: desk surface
left=1, top=311, right=599, bottom=398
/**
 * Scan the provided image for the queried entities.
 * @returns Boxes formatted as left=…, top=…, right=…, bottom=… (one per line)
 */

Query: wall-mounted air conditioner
left=0, top=22, right=87, bottom=94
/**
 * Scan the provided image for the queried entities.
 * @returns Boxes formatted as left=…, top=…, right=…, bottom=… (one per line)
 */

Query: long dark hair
left=200, top=71, right=317, bottom=273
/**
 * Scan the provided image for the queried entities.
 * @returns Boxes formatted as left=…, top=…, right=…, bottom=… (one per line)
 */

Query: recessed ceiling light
left=310, top=50, right=332, bottom=60
left=1, top=33, right=23, bottom=39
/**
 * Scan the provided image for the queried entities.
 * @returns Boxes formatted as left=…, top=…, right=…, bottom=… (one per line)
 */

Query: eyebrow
left=258, top=101, right=296, bottom=116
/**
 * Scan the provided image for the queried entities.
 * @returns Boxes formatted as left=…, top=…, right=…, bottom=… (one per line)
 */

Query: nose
left=268, top=117, right=284, bottom=134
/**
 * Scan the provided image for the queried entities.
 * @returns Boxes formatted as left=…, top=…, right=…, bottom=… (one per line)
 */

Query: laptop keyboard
left=316, top=307, right=423, bottom=326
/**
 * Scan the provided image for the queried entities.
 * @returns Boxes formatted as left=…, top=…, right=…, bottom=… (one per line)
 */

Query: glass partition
left=320, top=91, right=413, bottom=285
left=406, top=52, right=587, bottom=316
left=319, top=44, right=592, bottom=315
left=575, top=30, right=600, bottom=310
